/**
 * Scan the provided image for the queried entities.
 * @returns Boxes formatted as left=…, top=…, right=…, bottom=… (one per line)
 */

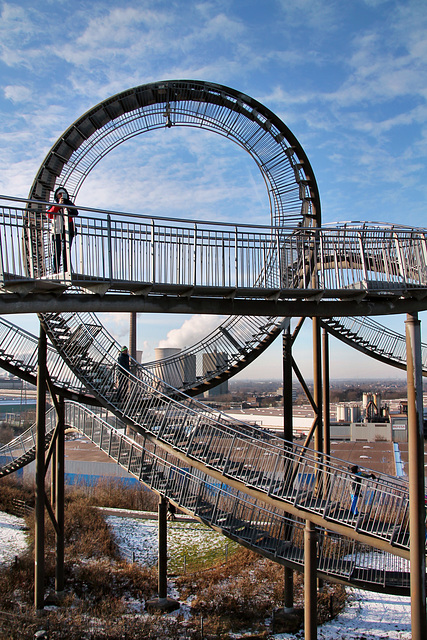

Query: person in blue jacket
left=349, top=465, right=376, bottom=516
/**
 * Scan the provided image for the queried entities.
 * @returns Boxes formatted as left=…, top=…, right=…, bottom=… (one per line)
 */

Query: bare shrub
left=0, top=552, right=34, bottom=610
left=177, top=547, right=346, bottom=635
left=178, top=548, right=284, bottom=630
left=0, top=489, right=160, bottom=639
left=24, top=494, right=118, bottom=560
left=71, top=559, right=157, bottom=607
left=0, top=476, right=34, bottom=513
left=69, top=477, right=158, bottom=512
left=0, top=423, right=16, bottom=445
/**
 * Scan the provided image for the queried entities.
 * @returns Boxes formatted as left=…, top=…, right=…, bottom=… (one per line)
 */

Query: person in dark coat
left=117, top=346, right=130, bottom=401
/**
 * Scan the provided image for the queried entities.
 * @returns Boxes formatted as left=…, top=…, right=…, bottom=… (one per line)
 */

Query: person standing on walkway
left=47, top=187, right=78, bottom=273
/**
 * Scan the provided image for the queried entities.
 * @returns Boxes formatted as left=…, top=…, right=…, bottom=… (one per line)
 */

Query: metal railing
left=0, top=401, right=412, bottom=593
left=1, top=197, right=427, bottom=296
left=322, top=316, right=427, bottom=371
left=36, top=311, right=415, bottom=554
left=0, top=311, right=286, bottom=399
left=0, top=316, right=88, bottom=396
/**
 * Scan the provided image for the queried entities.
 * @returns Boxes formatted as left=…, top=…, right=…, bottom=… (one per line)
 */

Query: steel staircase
left=0, top=402, right=412, bottom=594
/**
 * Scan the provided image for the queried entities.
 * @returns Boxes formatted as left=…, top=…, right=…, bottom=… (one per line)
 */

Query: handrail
left=1, top=200, right=427, bottom=294
left=322, top=316, right=427, bottom=373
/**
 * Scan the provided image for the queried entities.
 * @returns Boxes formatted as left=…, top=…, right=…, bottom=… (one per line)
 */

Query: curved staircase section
left=321, top=316, right=427, bottom=375
left=0, top=316, right=98, bottom=404
left=0, top=311, right=420, bottom=557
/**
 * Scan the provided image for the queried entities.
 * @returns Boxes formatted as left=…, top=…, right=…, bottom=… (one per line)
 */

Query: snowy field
left=0, top=511, right=412, bottom=639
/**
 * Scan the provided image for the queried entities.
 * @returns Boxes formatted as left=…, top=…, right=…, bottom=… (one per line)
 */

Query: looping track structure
left=0, top=80, right=426, bottom=601
left=28, top=79, right=321, bottom=226
left=26, top=79, right=321, bottom=394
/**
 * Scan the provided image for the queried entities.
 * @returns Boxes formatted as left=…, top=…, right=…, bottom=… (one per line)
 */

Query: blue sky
left=1, top=0, right=426, bottom=380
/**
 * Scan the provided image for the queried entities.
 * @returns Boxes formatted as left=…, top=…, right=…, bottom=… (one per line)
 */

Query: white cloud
left=0, top=3, right=46, bottom=68
left=158, top=315, right=224, bottom=349
left=97, top=312, right=131, bottom=345
left=55, top=7, right=172, bottom=67
left=4, top=85, right=32, bottom=103
left=276, top=0, right=340, bottom=32
left=178, top=10, right=245, bottom=52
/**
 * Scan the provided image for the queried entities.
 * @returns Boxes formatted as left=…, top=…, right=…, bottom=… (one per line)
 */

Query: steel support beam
left=405, top=312, right=427, bottom=640
left=55, top=397, right=65, bottom=593
left=129, top=311, right=137, bottom=362
left=0, top=292, right=426, bottom=318
left=158, top=495, right=168, bottom=600
left=35, top=323, right=47, bottom=611
left=283, top=326, right=294, bottom=610
left=322, top=328, right=330, bottom=459
left=313, top=318, right=322, bottom=457
left=145, top=500, right=179, bottom=613
left=304, top=520, right=317, bottom=640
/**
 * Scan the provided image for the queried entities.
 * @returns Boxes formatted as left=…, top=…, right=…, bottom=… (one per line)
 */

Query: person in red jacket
left=47, top=187, right=78, bottom=273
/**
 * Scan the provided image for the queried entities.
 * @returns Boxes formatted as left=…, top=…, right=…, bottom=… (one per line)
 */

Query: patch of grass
left=167, top=521, right=240, bottom=574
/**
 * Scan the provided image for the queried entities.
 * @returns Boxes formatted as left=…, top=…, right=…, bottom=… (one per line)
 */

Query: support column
left=405, top=313, right=427, bottom=640
left=283, top=326, right=293, bottom=610
left=35, top=323, right=47, bottom=611
left=126, top=312, right=138, bottom=438
left=304, top=520, right=317, bottom=640
left=312, top=318, right=322, bottom=456
left=158, top=495, right=168, bottom=600
left=55, top=397, right=65, bottom=593
left=146, top=496, right=179, bottom=613
left=312, top=319, right=323, bottom=593
left=322, top=328, right=330, bottom=459
left=129, top=312, right=137, bottom=362
left=50, top=447, right=56, bottom=506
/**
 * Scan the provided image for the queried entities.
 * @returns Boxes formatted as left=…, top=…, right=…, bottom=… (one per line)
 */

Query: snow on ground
left=106, top=516, right=158, bottom=566
left=305, top=589, right=412, bottom=640
left=0, top=511, right=413, bottom=639
left=0, top=511, right=28, bottom=567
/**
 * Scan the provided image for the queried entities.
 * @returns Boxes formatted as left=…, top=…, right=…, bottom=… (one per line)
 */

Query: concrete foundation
left=145, top=596, right=180, bottom=613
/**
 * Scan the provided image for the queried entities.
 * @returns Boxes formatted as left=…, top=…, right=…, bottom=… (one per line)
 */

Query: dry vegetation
left=0, top=477, right=346, bottom=639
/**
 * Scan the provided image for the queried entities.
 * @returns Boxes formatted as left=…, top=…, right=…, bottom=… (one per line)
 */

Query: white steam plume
left=158, top=315, right=223, bottom=349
